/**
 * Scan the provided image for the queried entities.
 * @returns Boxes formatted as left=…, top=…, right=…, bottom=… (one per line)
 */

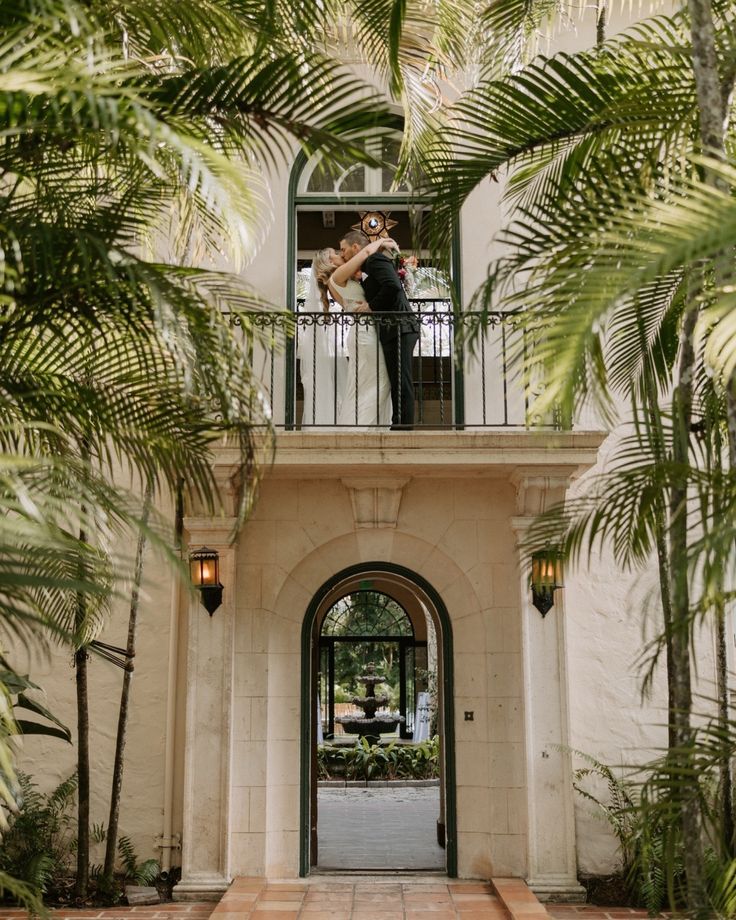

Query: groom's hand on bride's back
left=354, top=301, right=371, bottom=313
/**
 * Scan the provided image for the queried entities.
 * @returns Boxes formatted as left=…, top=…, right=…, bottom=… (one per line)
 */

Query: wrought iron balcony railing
left=229, top=298, right=538, bottom=429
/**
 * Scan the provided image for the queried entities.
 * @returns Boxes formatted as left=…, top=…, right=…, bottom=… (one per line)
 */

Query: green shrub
left=0, top=772, right=78, bottom=900
left=317, top=736, right=440, bottom=782
left=0, top=772, right=161, bottom=905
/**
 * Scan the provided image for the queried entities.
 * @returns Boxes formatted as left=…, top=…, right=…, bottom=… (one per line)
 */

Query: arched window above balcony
left=298, top=134, right=410, bottom=198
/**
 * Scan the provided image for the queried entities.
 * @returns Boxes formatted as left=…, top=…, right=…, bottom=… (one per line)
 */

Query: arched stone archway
left=298, top=561, right=457, bottom=876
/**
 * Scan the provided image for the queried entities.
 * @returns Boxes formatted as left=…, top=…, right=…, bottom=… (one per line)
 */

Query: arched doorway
left=286, top=124, right=464, bottom=429
left=300, top=562, right=457, bottom=875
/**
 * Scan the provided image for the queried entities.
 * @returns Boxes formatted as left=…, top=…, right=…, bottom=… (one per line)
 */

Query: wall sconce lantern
left=530, top=551, right=563, bottom=617
left=189, top=546, right=223, bottom=616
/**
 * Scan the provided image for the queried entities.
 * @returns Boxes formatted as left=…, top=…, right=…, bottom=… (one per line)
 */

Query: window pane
left=306, top=162, right=366, bottom=193
left=381, top=137, right=408, bottom=192
left=336, top=165, right=366, bottom=193
left=321, top=591, right=413, bottom=636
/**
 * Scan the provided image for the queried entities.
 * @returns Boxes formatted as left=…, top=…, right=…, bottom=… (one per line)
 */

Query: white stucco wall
left=12, top=547, right=177, bottom=865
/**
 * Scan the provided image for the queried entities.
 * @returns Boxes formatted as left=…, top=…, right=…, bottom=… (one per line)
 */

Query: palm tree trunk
left=102, top=483, right=153, bottom=884
left=686, top=0, right=736, bottom=465
left=595, top=0, right=607, bottom=46
left=687, top=0, right=736, bottom=863
left=655, top=525, right=677, bottom=753
left=715, top=597, right=735, bottom=857
left=687, top=0, right=726, bottom=156
left=75, top=646, right=90, bottom=900
left=74, top=521, right=90, bottom=901
left=669, top=299, right=708, bottom=916
left=639, top=356, right=678, bottom=753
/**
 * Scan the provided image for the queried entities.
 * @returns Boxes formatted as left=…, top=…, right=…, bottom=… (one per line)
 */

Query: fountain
left=336, top=662, right=405, bottom=744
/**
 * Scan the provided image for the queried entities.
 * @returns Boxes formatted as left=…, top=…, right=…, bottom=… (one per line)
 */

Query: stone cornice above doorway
left=341, top=477, right=410, bottom=529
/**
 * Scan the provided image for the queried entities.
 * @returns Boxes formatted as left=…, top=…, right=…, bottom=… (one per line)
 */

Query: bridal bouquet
left=392, top=251, right=418, bottom=297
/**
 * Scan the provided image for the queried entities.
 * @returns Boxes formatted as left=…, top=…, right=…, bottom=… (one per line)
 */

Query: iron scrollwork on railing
left=222, top=299, right=532, bottom=429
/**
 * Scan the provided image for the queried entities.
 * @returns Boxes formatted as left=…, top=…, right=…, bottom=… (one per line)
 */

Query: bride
left=327, top=237, right=394, bottom=427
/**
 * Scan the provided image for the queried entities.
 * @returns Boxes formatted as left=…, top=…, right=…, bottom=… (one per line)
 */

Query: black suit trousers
left=381, top=330, right=420, bottom=427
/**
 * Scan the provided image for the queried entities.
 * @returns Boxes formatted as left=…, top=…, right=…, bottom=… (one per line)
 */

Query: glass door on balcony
left=288, top=127, right=462, bottom=429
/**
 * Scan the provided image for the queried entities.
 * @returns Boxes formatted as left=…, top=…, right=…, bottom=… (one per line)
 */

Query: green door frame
left=286, top=133, right=464, bottom=429
left=299, top=562, right=457, bottom=876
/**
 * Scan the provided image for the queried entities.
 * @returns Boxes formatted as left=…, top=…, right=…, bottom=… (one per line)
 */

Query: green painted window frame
left=285, top=136, right=464, bottom=429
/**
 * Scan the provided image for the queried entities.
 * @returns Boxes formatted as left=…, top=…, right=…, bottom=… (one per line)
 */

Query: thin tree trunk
left=595, top=0, right=607, bottom=46
left=74, top=523, right=90, bottom=902
left=655, top=524, right=677, bottom=753
left=639, top=354, right=677, bottom=752
left=668, top=298, right=708, bottom=917
left=102, top=483, right=153, bottom=884
left=75, top=646, right=90, bottom=900
left=686, top=0, right=736, bottom=466
left=687, top=0, right=736, bottom=864
left=715, top=598, right=734, bottom=857
left=687, top=0, right=726, bottom=157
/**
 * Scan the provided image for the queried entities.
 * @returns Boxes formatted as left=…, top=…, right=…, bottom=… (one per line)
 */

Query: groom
left=339, top=230, right=420, bottom=429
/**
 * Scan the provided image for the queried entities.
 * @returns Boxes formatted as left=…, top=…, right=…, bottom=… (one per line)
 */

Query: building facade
left=13, top=5, right=726, bottom=905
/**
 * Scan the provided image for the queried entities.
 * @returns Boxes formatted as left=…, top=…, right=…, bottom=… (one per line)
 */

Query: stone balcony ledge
left=213, top=429, right=608, bottom=481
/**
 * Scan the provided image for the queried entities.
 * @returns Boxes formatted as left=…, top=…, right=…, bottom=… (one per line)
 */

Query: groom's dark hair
left=341, top=229, right=369, bottom=247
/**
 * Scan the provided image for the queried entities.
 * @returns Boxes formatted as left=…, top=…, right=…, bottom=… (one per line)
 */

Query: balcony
left=231, top=299, right=546, bottom=430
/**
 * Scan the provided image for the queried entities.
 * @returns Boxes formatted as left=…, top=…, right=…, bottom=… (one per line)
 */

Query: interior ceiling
left=297, top=209, right=419, bottom=254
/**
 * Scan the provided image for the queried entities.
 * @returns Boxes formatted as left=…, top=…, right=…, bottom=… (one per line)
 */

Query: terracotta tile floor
left=0, top=905, right=213, bottom=919
left=213, top=878, right=510, bottom=918
left=0, top=883, right=671, bottom=920
left=547, top=907, right=668, bottom=919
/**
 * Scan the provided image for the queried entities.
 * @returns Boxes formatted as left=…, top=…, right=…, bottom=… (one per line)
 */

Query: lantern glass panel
left=200, top=557, right=218, bottom=586
left=531, top=553, right=563, bottom=589
left=190, top=549, right=219, bottom=587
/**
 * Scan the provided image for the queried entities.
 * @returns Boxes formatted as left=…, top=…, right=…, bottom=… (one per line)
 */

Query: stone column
left=511, top=472, right=586, bottom=902
left=173, top=517, right=237, bottom=901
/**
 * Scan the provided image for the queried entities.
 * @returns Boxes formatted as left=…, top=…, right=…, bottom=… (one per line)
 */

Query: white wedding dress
left=331, top=278, right=392, bottom=427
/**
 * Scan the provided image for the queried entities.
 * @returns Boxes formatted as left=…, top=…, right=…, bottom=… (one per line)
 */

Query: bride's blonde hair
left=312, top=248, right=336, bottom=312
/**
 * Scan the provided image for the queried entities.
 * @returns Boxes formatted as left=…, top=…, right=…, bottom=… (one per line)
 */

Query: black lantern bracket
left=189, top=545, right=224, bottom=616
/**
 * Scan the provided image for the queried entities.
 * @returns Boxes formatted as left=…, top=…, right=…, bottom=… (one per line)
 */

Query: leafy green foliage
left=0, top=670, right=71, bottom=744
left=573, top=752, right=682, bottom=914
left=116, top=836, right=160, bottom=886
left=318, top=736, right=440, bottom=781
left=0, top=774, right=162, bottom=906
left=0, top=773, right=78, bottom=901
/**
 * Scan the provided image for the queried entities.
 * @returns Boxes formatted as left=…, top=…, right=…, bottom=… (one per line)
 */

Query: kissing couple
left=300, top=230, right=420, bottom=429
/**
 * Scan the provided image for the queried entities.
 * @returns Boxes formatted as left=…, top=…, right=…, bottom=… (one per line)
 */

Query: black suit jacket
left=362, top=252, right=420, bottom=341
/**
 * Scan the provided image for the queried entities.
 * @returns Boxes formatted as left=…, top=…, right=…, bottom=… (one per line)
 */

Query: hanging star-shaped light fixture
left=352, top=211, right=398, bottom=241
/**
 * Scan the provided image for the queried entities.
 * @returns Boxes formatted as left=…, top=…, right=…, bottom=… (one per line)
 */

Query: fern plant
left=0, top=772, right=78, bottom=900
left=573, top=751, right=684, bottom=914
left=116, top=836, right=159, bottom=886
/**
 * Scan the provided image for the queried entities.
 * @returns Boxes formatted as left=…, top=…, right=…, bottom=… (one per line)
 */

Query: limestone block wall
left=228, top=473, right=527, bottom=880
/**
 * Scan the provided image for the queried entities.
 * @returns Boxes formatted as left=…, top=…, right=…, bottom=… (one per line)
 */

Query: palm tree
left=0, top=0, right=475, bottom=902
left=416, top=1, right=736, bottom=913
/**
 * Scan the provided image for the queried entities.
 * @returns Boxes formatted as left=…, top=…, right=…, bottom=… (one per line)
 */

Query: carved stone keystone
left=341, top=478, right=410, bottom=529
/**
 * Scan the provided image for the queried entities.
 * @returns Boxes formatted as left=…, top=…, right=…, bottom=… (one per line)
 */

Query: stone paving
left=317, top=786, right=445, bottom=870
left=0, top=888, right=672, bottom=920
left=214, top=878, right=510, bottom=918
